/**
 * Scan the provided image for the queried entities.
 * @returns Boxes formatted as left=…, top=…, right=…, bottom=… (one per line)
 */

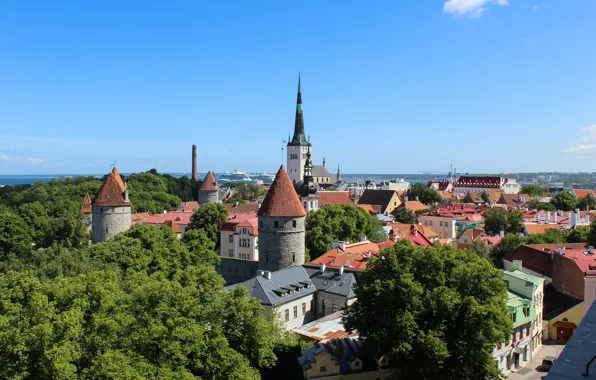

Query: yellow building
left=542, top=283, right=584, bottom=342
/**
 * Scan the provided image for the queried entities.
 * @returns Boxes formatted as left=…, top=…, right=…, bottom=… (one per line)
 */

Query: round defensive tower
left=258, top=165, right=306, bottom=272
left=198, top=171, right=219, bottom=205
left=91, top=166, right=132, bottom=243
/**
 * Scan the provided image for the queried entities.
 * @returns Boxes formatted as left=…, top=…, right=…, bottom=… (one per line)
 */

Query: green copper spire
left=288, top=73, right=309, bottom=146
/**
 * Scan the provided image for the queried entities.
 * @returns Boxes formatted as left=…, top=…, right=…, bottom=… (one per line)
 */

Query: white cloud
left=443, top=0, right=509, bottom=17
left=25, top=157, right=48, bottom=165
left=0, top=154, right=9, bottom=160
left=533, top=4, right=539, bottom=12
left=562, top=124, right=596, bottom=154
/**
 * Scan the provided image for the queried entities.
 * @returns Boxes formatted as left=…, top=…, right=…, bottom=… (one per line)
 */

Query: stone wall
left=258, top=216, right=305, bottom=271
left=198, top=190, right=218, bottom=205
left=91, top=206, right=132, bottom=243
left=219, top=258, right=258, bottom=285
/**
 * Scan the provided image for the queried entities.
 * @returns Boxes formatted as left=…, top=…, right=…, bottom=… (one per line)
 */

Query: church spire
left=337, top=165, right=341, bottom=181
left=288, top=73, right=308, bottom=146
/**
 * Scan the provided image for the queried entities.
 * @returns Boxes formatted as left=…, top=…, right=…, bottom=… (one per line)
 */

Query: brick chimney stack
left=192, top=145, right=198, bottom=180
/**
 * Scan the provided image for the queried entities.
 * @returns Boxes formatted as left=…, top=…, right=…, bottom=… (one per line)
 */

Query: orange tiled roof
left=356, top=204, right=378, bottom=214
left=524, top=223, right=560, bottom=235
left=81, top=193, right=92, bottom=214
left=92, top=167, right=131, bottom=207
left=177, top=201, right=200, bottom=211
left=318, top=191, right=353, bottom=206
left=396, top=201, right=428, bottom=212
left=224, top=203, right=260, bottom=214
left=200, top=171, right=218, bottom=191
left=574, top=189, right=595, bottom=200
left=163, top=219, right=182, bottom=233
left=146, top=211, right=193, bottom=226
left=257, top=166, right=306, bottom=218
left=132, top=212, right=151, bottom=225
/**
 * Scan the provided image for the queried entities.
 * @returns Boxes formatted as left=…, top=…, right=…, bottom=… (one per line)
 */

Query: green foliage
left=550, top=191, right=577, bottom=211
left=0, top=222, right=277, bottom=379
left=344, top=241, right=511, bottom=380
left=578, top=195, right=596, bottom=211
left=483, top=209, right=524, bottom=236
left=528, top=201, right=556, bottom=212
left=568, top=226, right=590, bottom=243
left=0, top=205, right=32, bottom=258
left=126, top=172, right=182, bottom=214
left=305, top=204, right=382, bottom=259
left=524, top=229, right=569, bottom=244
left=187, top=203, right=229, bottom=247
left=394, top=207, right=416, bottom=224
left=471, top=237, right=489, bottom=259
left=491, top=234, right=523, bottom=266
left=407, top=183, right=442, bottom=206
left=182, top=229, right=221, bottom=267
left=520, top=184, right=544, bottom=197
left=589, top=219, right=596, bottom=247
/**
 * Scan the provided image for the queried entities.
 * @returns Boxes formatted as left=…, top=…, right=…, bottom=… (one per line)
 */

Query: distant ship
left=260, top=172, right=275, bottom=179
left=221, top=169, right=248, bottom=179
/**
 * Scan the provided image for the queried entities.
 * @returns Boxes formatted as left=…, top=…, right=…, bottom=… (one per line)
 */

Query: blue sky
left=0, top=0, right=595, bottom=175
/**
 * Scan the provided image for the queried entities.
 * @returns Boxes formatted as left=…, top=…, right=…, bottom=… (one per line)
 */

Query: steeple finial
left=323, top=157, right=326, bottom=167
left=288, top=73, right=307, bottom=147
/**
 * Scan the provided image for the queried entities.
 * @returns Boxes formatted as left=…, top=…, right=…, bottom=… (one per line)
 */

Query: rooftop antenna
left=282, top=135, right=287, bottom=166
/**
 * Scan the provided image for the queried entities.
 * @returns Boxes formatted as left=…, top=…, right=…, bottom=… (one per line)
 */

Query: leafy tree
left=578, top=195, right=596, bottom=211
left=483, top=209, right=524, bottom=236
left=550, top=191, right=577, bottom=211
left=527, top=201, right=556, bottom=212
left=520, top=184, right=544, bottom=197
left=305, top=204, right=381, bottom=259
left=524, top=228, right=569, bottom=244
left=589, top=219, right=596, bottom=248
left=406, top=183, right=442, bottom=206
left=394, top=207, right=416, bottom=224
left=344, top=241, right=511, bottom=380
left=182, top=229, right=221, bottom=267
left=187, top=203, right=229, bottom=247
left=471, top=237, right=489, bottom=259
left=17, top=201, right=49, bottom=247
left=568, top=226, right=590, bottom=243
left=0, top=206, right=32, bottom=258
left=491, top=234, right=523, bottom=266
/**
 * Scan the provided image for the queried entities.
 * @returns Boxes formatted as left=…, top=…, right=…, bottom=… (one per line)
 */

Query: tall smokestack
left=192, top=145, right=198, bottom=180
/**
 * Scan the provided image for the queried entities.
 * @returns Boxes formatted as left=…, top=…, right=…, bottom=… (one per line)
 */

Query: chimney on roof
left=416, top=196, right=419, bottom=202
left=389, top=228, right=398, bottom=242
left=512, top=260, right=522, bottom=271
left=338, top=266, right=344, bottom=275
left=499, top=230, right=505, bottom=237
left=164, top=210, right=167, bottom=214
left=546, top=211, right=551, bottom=224
left=572, top=211, right=578, bottom=227
left=586, top=214, right=590, bottom=225
left=410, top=224, right=418, bottom=236
left=360, top=236, right=367, bottom=242
left=554, top=212, right=558, bottom=224
left=192, top=145, right=198, bottom=180
left=320, top=263, right=326, bottom=274
left=558, top=209, right=563, bottom=216
left=332, top=241, right=347, bottom=250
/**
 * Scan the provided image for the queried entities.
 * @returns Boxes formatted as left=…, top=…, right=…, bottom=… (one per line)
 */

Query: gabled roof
left=177, top=201, right=200, bottom=211
left=395, top=201, right=428, bottom=212
left=92, top=167, right=131, bottom=207
left=356, top=204, right=379, bottom=214
left=163, top=219, right=182, bottom=233
left=458, top=228, right=487, bottom=241
left=573, top=189, right=595, bottom=200
left=200, top=171, right=218, bottom=191
left=293, top=310, right=356, bottom=341
left=81, top=193, right=92, bottom=214
left=357, top=189, right=398, bottom=212
left=227, top=266, right=316, bottom=306
left=258, top=166, right=306, bottom=218
left=388, top=222, right=439, bottom=239
left=524, top=223, right=560, bottom=235
left=146, top=211, right=194, bottom=226
left=504, top=243, right=587, bottom=278
left=312, top=165, right=331, bottom=178
left=318, top=191, right=353, bottom=206
left=224, top=203, right=260, bottom=214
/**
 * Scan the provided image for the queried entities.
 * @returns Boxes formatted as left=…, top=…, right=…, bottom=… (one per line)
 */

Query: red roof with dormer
left=92, top=167, right=131, bottom=207
left=258, top=166, right=306, bottom=218
left=163, top=219, right=182, bottom=233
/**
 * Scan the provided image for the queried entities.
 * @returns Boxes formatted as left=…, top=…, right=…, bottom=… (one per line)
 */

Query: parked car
left=541, top=356, right=557, bottom=372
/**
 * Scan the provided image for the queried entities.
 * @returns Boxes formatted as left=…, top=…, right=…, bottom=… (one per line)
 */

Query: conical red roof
left=258, top=166, right=306, bottom=218
left=200, top=171, right=218, bottom=191
left=92, top=167, right=131, bottom=207
left=81, top=193, right=92, bottom=214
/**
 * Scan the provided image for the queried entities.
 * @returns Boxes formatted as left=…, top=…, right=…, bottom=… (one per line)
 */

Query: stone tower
left=81, top=192, right=93, bottom=228
left=287, top=74, right=311, bottom=185
left=91, top=166, right=132, bottom=243
left=258, top=165, right=307, bottom=272
left=198, top=171, right=219, bottom=205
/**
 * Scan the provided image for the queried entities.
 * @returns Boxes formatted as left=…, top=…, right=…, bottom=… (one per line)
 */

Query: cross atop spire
left=288, top=73, right=309, bottom=146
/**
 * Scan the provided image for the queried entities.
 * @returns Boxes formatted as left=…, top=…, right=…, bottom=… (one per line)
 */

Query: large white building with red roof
left=220, top=213, right=259, bottom=261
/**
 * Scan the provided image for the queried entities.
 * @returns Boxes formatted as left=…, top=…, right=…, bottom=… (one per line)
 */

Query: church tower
left=91, top=166, right=132, bottom=243
left=287, top=74, right=311, bottom=185
left=257, top=165, right=306, bottom=272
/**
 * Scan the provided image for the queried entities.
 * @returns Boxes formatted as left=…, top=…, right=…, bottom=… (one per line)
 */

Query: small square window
left=320, top=366, right=327, bottom=373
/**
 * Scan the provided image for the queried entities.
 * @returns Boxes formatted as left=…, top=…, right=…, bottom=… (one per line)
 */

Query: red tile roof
left=222, top=212, right=258, bottom=231
left=356, top=204, right=379, bottom=214
left=81, top=193, right=92, bottom=214
left=574, top=189, right=595, bottom=200
left=318, top=191, right=353, bottom=206
left=131, top=212, right=151, bottom=225
left=224, top=203, right=260, bottom=214
left=454, top=176, right=504, bottom=189
left=504, top=243, right=587, bottom=278
left=200, top=171, right=218, bottom=191
left=163, top=219, right=182, bottom=233
left=92, top=167, right=131, bottom=207
left=177, top=201, right=200, bottom=211
left=257, top=166, right=306, bottom=218
left=307, top=241, right=382, bottom=272
left=524, top=223, right=560, bottom=235
left=556, top=249, right=596, bottom=273
left=395, top=201, right=428, bottom=212
left=146, top=211, right=194, bottom=226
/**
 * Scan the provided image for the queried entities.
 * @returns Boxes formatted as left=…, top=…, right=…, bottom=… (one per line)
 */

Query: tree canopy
left=0, top=224, right=279, bottom=379
left=520, top=184, right=544, bottom=197
left=482, top=208, right=524, bottom=236
left=550, top=191, right=577, bottom=211
left=305, top=204, right=385, bottom=259
left=394, top=207, right=416, bottom=224
left=187, top=203, right=229, bottom=247
left=406, top=183, right=442, bottom=206
left=578, top=195, right=596, bottom=211
left=344, top=241, right=511, bottom=380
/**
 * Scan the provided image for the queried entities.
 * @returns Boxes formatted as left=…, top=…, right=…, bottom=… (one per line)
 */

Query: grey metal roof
left=226, top=266, right=316, bottom=307
left=305, top=267, right=357, bottom=299
left=546, top=301, right=596, bottom=379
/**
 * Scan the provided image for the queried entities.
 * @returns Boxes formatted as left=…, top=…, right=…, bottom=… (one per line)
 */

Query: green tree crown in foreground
left=344, top=241, right=512, bottom=380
